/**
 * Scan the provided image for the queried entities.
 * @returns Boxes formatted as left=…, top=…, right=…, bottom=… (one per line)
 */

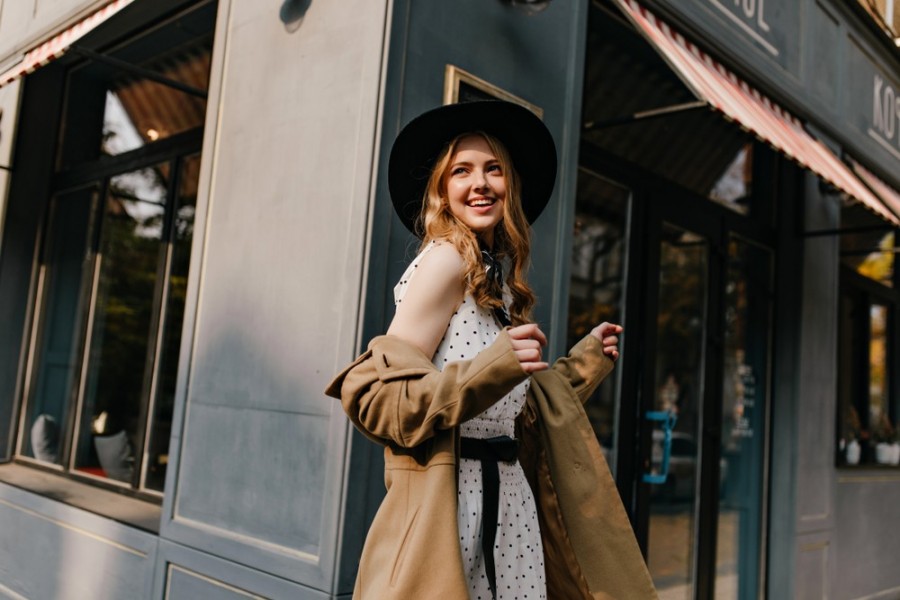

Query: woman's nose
left=473, top=169, right=489, bottom=190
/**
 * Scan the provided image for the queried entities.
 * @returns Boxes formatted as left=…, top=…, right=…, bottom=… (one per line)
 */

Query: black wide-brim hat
left=388, top=100, right=557, bottom=235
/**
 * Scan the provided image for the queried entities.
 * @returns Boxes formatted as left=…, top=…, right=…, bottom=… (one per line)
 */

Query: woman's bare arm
left=387, top=243, right=465, bottom=359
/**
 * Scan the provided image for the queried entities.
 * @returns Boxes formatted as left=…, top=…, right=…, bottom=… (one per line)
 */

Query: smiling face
left=444, top=134, right=507, bottom=246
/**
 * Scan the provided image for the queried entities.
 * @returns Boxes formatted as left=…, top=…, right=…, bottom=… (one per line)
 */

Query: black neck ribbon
left=480, top=243, right=512, bottom=328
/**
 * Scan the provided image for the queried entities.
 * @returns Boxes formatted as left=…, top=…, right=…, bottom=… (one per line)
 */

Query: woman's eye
left=451, top=167, right=467, bottom=176
left=487, top=164, right=502, bottom=174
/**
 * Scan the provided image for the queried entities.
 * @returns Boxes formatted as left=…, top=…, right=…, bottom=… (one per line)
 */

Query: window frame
left=9, top=9, right=212, bottom=500
left=15, top=137, right=202, bottom=500
left=837, top=264, right=900, bottom=468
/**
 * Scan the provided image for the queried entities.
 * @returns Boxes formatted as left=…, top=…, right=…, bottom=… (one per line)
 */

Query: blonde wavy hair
left=416, top=132, right=535, bottom=325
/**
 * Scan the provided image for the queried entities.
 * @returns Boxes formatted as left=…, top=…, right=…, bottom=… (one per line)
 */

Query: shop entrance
left=640, top=196, right=772, bottom=600
left=567, top=164, right=773, bottom=599
left=571, top=4, right=778, bottom=597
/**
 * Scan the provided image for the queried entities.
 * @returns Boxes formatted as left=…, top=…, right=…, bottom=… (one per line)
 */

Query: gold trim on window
left=443, top=65, right=543, bottom=119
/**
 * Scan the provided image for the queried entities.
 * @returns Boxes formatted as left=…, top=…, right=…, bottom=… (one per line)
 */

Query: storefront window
left=837, top=283, right=899, bottom=467
left=843, top=231, right=894, bottom=288
left=102, top=46, right=211, bottom=156
left=14, top=6, right=213, bottom=497
left=566, top=169, right=629, bottom=473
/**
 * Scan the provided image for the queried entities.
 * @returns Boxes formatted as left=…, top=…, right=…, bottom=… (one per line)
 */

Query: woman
left=327, top=101, right=656, bottom=599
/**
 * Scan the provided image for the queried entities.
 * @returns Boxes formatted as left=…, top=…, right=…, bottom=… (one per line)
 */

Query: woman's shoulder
left=394, top=240, right=464, bottom=305
left=419, top=239, right=465, bottom=272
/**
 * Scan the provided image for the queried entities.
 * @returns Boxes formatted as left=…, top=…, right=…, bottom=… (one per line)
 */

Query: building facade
left=0, top=0, right=898, bottom=598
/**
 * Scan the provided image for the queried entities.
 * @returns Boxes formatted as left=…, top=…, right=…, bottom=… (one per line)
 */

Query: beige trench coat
left=326, top=331, right=657, bottom=599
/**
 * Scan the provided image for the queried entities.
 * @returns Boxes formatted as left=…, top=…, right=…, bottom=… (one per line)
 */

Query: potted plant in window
left=842, top=406, right=862, bottom=465
left=872, top=413, right=896, bottom=465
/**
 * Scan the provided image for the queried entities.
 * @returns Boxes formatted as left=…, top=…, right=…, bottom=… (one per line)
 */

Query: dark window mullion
left=64, top=180, right=108, bottom=472
left=134, top=157, right=182, bottom=491
left=695, top=223, right=726, bottom=600
left=52, top=128, right=204, bottom=194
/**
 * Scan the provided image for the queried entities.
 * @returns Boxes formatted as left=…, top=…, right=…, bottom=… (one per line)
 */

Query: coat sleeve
left=325, top=331, right=528, bottom=448
left=548, top=333, right=616, bottom=405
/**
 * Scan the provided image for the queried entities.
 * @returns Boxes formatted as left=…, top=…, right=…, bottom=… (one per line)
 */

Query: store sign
left=658, top=0, right=801, bottom=71
left=847, top=39, right=900, bottom=166
left=871, top=75, right=900, bottom=160
left=707, top=0, right=777, bottom=56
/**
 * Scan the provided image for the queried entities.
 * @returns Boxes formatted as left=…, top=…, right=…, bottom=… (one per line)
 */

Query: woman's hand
left=508, top=323, right=549, bottom=373
left=591, top=322, right=623, bottom=361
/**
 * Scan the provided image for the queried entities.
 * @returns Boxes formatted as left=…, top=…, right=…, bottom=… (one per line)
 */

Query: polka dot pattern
left=395, top=242, right=546, bottom=600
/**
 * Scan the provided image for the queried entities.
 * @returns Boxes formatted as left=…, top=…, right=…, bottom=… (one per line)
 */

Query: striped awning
left=0, top=0, right=135, bottom=89
left=848, top=157, right=900, bottom=221
left=615, top=0, right=900, bottom=226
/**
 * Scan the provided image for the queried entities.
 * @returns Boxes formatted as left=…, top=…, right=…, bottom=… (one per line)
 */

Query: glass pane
left=73, top=164, right=170, bottom=483
left=143, top=154, right=200, bottom=491
left=841, top=229, right=893, bottom=288
left=102, top=45, right=211, bottom=156
left=869, top=304, right=894, bottom=462
left=19, top=188, right=98, bottom=464
left=716, top=238, right=772, bottom=599
left=647, top=223, right=708, bottom=598
left=567, top=170, right=629, bottom=473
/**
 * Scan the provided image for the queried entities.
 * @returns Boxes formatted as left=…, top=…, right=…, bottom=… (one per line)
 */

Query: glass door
left=638, top=213, right=772, bottom=600
left=565, top=167, right=773, bottom=599
left=644, top=221, right=710, bottom=599
left=714, top=237, right=772, bottom=599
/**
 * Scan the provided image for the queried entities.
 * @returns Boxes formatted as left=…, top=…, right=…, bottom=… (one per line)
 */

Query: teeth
left=469, top=199, right=494, bottom=207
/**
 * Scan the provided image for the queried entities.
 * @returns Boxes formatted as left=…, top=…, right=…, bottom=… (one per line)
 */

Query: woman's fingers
left=510, top=338, right=542, bottom=352
left=520, top=361, right=549, bottom=373
left=591, top=322, right=623, bottom=340
left=508, top=323, right=548, bottom=347
left=590, top=322, right=623, bottom=362
left=507, top=324, right=548, bottom=372
left=514, top=348, right=542, bottom=362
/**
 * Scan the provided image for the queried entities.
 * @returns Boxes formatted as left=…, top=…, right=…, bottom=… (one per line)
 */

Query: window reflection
left=102, top=46, right=211, bottom=156
left=567, top=169, right=629, bottom=472
left=709, top=144, right=753, bottom=214
left=73, top=165, right=169, bottom=483
left=647, top=222, right=708, bottom=599
left=21, top=188, right=98, bottom=465
left=838, top=288, right=898, bottom=466
left=143, top=154, right=199, bottom=491
left=869, top=305, right=889, bottom=435
left=716, top=237, right=771, bottom=599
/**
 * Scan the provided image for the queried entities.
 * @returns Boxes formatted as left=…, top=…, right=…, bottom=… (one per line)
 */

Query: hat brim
left=388, top=100, right=557, bottom=235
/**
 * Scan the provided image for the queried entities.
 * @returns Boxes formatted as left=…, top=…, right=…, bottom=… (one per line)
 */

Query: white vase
left=890, top=443, right=900, bottom=466
left=875, top=442, right=892, bottom=464
left=846, top=440, right=861, bottom=465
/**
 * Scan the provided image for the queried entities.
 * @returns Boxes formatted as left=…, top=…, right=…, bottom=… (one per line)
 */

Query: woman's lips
left=466, top=197, right=496, bottom=208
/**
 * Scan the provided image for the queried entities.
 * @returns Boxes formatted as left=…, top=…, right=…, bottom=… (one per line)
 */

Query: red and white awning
left=0, top=0, right=135, bottom=89
left=615, top=0, right=900, bottom=226
left=848, top=157, right=900, bottom=220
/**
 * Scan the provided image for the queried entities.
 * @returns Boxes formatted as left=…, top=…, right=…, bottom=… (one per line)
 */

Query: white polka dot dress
left=394, top=242, right=546, bottom=600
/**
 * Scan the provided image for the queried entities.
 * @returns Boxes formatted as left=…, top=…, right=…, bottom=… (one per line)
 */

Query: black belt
left=460, top=435, right=519, bottom=600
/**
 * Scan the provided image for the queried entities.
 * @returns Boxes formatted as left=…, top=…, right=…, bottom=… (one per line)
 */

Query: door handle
left=643, top=410, right=678, bottom=484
